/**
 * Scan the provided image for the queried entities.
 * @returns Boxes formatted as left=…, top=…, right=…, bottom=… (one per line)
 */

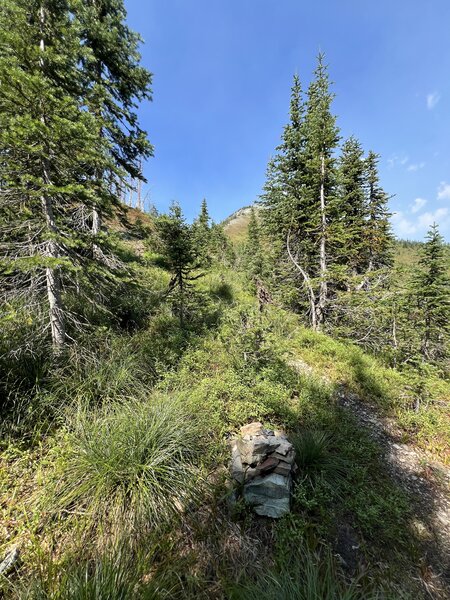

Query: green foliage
left=8, top=547, right=176, bottom=600
left=155, top=202, right=204, bottom=327
left=49, top=396, right=202, bottom=535
left=229, top=545, right=382, bottom=600
left=291, top=429, right=349, bottom=487
left=243, top=206, right=264, bottom=278
left=412, top=223, right=449, bottom=361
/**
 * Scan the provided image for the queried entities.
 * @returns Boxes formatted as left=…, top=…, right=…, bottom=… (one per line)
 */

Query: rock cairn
left=230, top=422, right=296, bottom=518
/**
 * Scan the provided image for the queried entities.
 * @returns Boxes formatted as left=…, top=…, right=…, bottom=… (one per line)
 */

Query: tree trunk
left=287, top=230, right=317, bottom=331
left=39, top=4, right=66, bottom=351
left=318, top=153, right=327, bottom=328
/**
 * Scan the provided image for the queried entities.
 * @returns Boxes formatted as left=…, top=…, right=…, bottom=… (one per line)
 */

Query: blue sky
left=125, top=0, right=450, bottom=241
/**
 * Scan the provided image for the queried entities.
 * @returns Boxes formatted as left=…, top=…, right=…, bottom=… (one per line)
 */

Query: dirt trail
left=288, top=357, right=450, bottom=598
left=336, top=389, right=450, bottom=598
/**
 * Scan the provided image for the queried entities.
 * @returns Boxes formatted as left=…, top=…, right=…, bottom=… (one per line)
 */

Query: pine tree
left=261, top=74, right=317, bottom=325
left=336, top=136, right=367, bottom=277
left=261, top=58, right=339, bottom=329
left=0, top=0, right=152, bottom=351
left=302, top=53, right=340, bottom=326
left=73, top=0, right=153, bottom=251
left=243, top=207, right=264, bottom=278
left=156, top=203, right=202, bottom=327
left=192, top=198, right=212, bottom=264
left=262, top=74, right=308, bottom=253
left=0, top=0, right=96, bottom=349
left=364, top=151, right=393, bottom=271
left=413, top=224, right=449, bottom=361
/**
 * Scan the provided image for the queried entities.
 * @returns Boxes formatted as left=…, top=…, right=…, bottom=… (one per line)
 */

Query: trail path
left=336, top=389, right=450, bottom=599
left=289, top=357, right=450, bottom=599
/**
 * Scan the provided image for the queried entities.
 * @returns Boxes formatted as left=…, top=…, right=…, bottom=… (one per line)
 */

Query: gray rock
left=0, top=546, right=19, bottom=575
left=237, top=435, right=280, bottom=466
left=272, top=449, right=295, bottom=464
left=229, top=422, right=296, bottom=519
left=240, top=422, right=264, bottom=437
left=243, top=473, right=291, bottom=518
left=231, top=440, right=244, bottom=483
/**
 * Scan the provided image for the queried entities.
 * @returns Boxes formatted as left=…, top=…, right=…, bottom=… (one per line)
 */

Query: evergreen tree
left=0, top=0, right=97, bottom=349
left=192, top=198, right=212, bottom=264
left=336, top=136, right=367, bottom=276
left=413, top=224, right=449, bottom=361
left=302, top=53, right=340, bottom=326
left=262, top=74, right=307, bottom=249
left=364, top=151, right=393, bottom=270
left=243, top=207, right=264, bottom=278
left=73, top=0, right=153, bottom=250
left=0, top=0, right=152, bottom=350
left=261, top=74, right=317, bottom=324
left=156, top=203, right=202, bottom=327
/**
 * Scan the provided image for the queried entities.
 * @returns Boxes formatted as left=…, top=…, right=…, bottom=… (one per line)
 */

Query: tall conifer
left=413, top=224, right=449, bottom=361
left=302, top=53, right=340, bottom=326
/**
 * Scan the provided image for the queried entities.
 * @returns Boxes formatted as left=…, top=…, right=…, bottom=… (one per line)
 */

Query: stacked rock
left=230, top=422, right=296, bottom=518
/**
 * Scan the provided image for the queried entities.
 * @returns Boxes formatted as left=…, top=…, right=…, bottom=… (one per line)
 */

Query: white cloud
left=437, top=181, right=450, bottom=201
left=387, top=154, right=409, bottom=169
left=410, top=198, right=427, bottom=213
left=391, top=211, right=418, bottom=237
left=427, top=91, right=441, bottom=110
left=407, top=162, right=425, bottom=172
left=417, top=207, right=449, bottom=229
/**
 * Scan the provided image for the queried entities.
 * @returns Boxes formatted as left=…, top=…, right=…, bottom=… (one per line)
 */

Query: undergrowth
left=1, top=248, right=448, bottom=598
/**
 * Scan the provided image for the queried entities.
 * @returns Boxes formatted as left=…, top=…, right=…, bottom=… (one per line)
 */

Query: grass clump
left=50, top=396, right=203, bottom=535
left=229, top=544, right=383, bottom=600
left=291, top=429, right=349, bottom=488
left=8, top=548, right=176, bottom=600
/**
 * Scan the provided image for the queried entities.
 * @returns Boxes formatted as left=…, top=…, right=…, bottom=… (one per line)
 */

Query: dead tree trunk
left=318, top=153, right=327, bottom=329
left=287, top=230, right=318, bottom=331
left=39, top=4, right=66, bottom=350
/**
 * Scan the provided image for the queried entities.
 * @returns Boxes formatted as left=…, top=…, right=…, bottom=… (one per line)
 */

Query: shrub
left=50, top=395, right=203, bottom=535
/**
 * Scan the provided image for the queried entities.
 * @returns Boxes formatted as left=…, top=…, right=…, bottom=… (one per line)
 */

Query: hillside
left=2, top=3, right=449, bottom=598
left=1, top=205, right=450, bottom=599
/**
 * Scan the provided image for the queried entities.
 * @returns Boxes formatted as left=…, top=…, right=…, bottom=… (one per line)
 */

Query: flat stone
left=258, top=456, right=279, bottom=475
left=240, top=422, right=264, bottom=437
left=0, top=546, right=20, bottom=575
left=244, top=473, right=290, bottom=500
left=275, top=439, right=293, bottom=456
left=237, top=435, right=280, bottom=466
left=274, top=463, right=291, bottom=477
left=253, top=497, right=290, bottom=518
left=243, top=473, right=291, bottom=518
left=273, top=449, right=295, bottom=464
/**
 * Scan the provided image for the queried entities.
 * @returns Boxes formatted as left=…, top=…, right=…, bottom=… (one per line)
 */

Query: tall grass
left=49, top=395, right=203, bottom=535
left=229, top=545, right=383, bottom=600
left=291, top=429, right=349, bottom=487
left=8, top=548, right=177, bottom=600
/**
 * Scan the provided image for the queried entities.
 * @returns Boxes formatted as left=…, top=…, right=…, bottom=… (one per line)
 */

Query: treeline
left=245, top=56, right=449, bottom=371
